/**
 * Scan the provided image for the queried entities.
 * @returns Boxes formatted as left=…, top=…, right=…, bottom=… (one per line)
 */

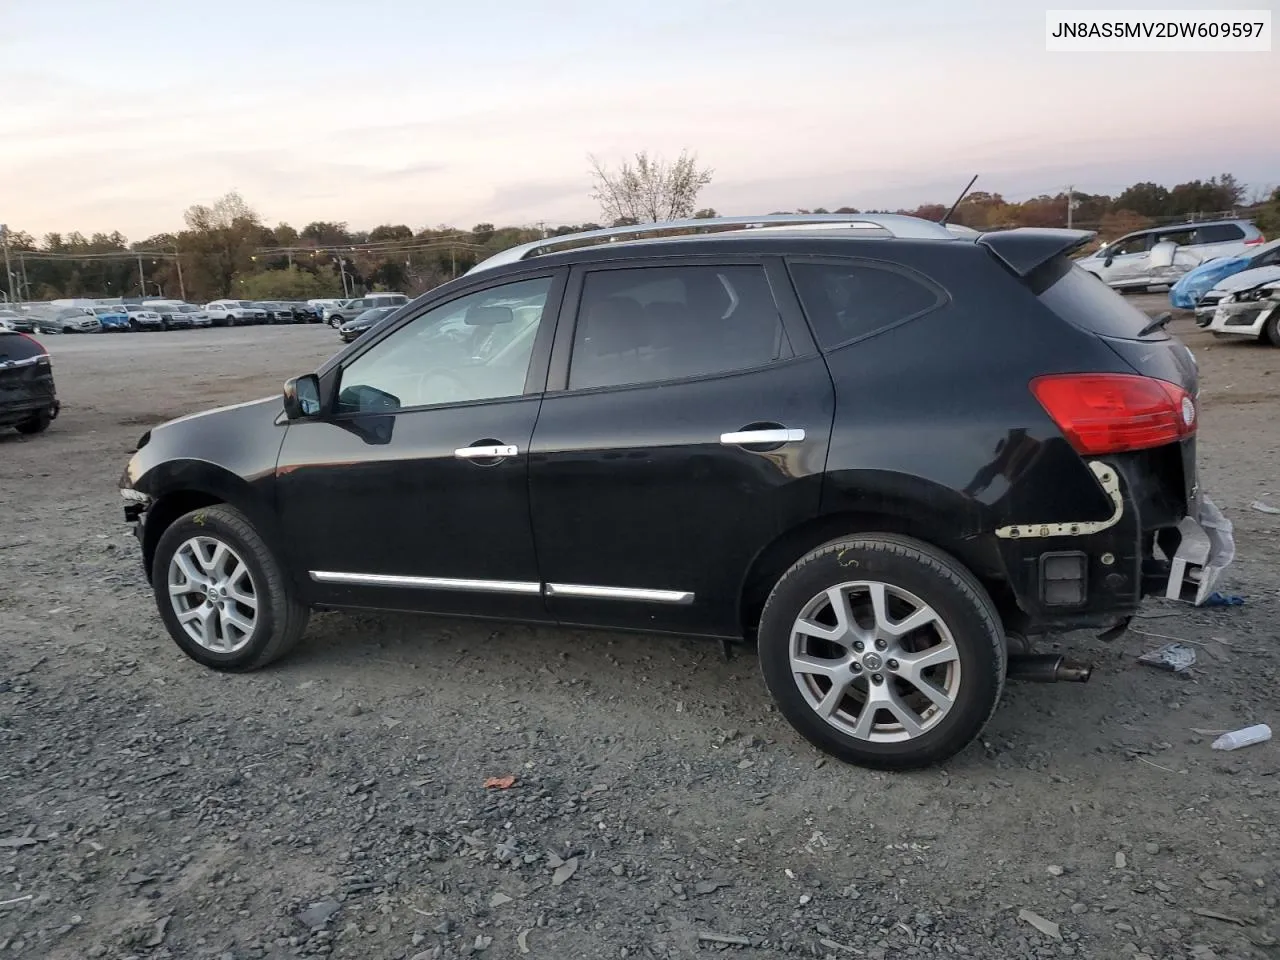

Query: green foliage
left=236, top=266, right=342, bottom=300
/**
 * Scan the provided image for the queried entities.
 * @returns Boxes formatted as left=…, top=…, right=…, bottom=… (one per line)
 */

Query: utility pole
left=19, top=252, right=29, bottom=300
left=1066, top=185, right=1074, bottom=229
left=172, top=247, right=187, bottom=300
left=136, top=252, right=146, bottom=298
left=1, top=224, right=11, bottom=303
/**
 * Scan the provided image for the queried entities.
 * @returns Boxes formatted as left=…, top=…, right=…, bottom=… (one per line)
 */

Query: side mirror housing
left=283, top=374, right=322, bottom=420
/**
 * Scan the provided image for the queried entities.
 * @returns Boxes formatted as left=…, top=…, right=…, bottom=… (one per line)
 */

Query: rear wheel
left=758, top=534, right=1006, bottom=771
left=152, top=505, right=309, bottom=671
left=15, top=410, right=52, bottom=435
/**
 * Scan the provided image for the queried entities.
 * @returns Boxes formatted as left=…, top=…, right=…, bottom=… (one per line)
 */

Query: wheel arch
left=138, top=461, right=282, bottom=580
left=738, top=508, right=1014, bottom=640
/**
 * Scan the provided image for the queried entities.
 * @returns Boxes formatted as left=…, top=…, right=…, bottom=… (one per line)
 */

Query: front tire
left=1263, top=311, right=1280, bottom=348
left=758, top=534, right=1006, bottom=771
left=152, top=505, right=309, bottom=671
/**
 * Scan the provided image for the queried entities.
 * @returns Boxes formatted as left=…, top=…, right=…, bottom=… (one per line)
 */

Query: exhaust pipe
left=1006, top=654, right=1093, bottom=683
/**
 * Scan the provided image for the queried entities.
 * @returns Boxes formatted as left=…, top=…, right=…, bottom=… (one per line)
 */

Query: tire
left=15, top=410, right=52, bottom=435
left=152, top=504, right=309, bottom=671
left=1263, top=311, right=1280, bottom=348
left=758, top=534, right=1006, bottom=771
left=128, top=319, right=139, bottom=331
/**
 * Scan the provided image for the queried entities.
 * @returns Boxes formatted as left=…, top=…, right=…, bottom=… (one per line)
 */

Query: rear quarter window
left=1194, top=224, right=1245, bottom=244
left=787, top=259, right=945, bottom=349
left=1036, top=260, right=1167, bottom=341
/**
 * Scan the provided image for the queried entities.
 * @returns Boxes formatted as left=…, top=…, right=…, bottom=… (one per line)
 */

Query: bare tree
left=588, top=150, right=714, bottom=224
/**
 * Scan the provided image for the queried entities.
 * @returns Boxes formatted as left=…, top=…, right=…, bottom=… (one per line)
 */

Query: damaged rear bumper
left=1165, top=494, right=1235, bottom=605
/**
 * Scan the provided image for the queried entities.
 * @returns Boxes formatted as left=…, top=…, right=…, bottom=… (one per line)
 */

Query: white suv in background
left=205, top=300, right=268, bottom=327
left=323, top=293, right=409, bottom=327
left=1076, top=218, right=1265, bottom=290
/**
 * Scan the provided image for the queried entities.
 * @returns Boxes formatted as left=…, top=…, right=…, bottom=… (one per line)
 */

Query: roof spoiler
left=977, top=228, right=1097, bottom=278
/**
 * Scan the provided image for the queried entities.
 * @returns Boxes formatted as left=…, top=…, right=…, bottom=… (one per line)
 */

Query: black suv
left=118, top=215, right=1222, bottom=770
left=1, top=329, right=59, bottom=434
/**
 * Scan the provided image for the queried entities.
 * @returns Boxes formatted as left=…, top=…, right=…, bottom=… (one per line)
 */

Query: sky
left=2, top=0, right=1277, bottom=240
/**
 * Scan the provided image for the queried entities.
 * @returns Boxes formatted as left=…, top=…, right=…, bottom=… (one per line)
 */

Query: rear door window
left=568, top=264, right=791, bottom=390
left=1038, top=261, right=1168, bottom=341
left=787, top=259, right=945, bottom=349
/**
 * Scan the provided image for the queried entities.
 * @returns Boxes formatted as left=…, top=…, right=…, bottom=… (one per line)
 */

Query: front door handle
left=454, top=443, right=519, bottom=459
left=720, top=428, right=805, bottom=446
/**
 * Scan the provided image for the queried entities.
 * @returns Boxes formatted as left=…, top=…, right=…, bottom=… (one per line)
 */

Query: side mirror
left=283, top=374, right=322, bottom=420
left=1149, top=239, right=1178, bottom=269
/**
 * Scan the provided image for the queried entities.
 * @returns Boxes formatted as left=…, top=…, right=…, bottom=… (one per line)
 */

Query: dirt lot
left=2, top=301, right=1278, bottom=960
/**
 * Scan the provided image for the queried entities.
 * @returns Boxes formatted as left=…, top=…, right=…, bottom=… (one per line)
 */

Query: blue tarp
left=1170, top=256, right=1250, bottom=308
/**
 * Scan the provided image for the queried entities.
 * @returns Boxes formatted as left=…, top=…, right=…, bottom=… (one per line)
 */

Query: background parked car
left=338, top=305, right=399, bottom=343
left=324, top=293, right=409, bottom=327
left=254, top=301, right=297, bottom=324
left=92, top=304, right=131, bottom=332
left=288, top=301, right=322, bottom=323
left=124, top=305, right=165, bottom=332
left=149, top=304, right=195, bottom=330
left=34, top=307, right=102, bottom=334
left=1077, top=218, right=1264, bottom=290
left=0, top=309, right=35, bottom=333
left=1204, top=278, right=1280, bottom=344
left=0, top=328, right=59, bottom=435
left=1172, top=238, right=1280, bottom=311
left=205, top=300, right=268, bottom=326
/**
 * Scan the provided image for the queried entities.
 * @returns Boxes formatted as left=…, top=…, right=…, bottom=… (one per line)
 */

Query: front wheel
left=152, top=504, right=309, bottom=671
left=758, top=534, right=1006, bottom=771
left=1263, top=311, right=1280, bottom=348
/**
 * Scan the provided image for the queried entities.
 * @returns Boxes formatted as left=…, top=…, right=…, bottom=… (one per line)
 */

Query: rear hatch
left=1036, top=261, right=1200, bottom=517
left=0, top=332, right=56, bottom=412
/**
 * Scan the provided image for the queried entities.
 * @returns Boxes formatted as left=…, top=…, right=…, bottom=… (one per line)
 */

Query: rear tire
left=758, top=534, right=1006, bottom=771
left=152, top=505, right=309, bottom=671
left=15, top=411, right=52, bottom=435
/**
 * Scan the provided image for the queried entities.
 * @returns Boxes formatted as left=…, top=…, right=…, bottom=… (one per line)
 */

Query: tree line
left=3, top=162, right=1276, bottom=304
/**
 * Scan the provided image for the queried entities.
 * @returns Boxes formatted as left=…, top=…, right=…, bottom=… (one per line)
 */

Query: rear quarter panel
left=815, top=242, right=1133, bottom=550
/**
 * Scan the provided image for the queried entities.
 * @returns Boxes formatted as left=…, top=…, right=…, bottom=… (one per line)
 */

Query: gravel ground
left=2, top=302, right=1278, bottom=960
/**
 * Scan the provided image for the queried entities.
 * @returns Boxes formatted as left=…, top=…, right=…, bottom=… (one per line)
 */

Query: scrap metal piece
left=1138, top=642, right=1197, bottom=674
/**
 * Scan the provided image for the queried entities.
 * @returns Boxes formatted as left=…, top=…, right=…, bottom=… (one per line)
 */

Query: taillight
left=1030, top=373, right=1196, bottom=455
left=1244, top=235, right=1265, bottom=245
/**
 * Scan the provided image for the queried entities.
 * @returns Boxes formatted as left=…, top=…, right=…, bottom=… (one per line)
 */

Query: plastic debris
left=1018, top=908, right=1062, bottom=941
left=1211, top=724, right=1272, bottom=751
left=1202, top=592, right=1245, bottom=607
left=483, top=775, right=516, bottom=790
left=1250, top=500, right=1280, bottom=514
left=1166, top=496, right=1235, bottom=605
left=1138, top=642, right=1197, bottom=674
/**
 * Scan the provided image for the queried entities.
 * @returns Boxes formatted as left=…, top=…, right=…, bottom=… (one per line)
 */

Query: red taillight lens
left=1244, top=235, right=1265, bottom=245
left=1031, top=373, right=1195, bottom=455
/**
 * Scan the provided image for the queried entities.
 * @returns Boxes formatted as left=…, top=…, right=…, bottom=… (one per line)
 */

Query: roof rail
left=465, top=213, right=960, bottom=275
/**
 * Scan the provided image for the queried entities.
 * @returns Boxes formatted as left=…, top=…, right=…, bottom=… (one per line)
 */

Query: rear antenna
left=939, top=174, right=979, bottom=226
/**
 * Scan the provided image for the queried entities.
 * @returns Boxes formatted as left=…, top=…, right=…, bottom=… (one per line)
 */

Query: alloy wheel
left=788, top=581, right=961, bottom=743
left=167, top=536, right=259, bottom=653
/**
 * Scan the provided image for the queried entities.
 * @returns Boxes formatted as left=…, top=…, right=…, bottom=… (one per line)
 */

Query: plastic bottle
left=1211, top=724, right=1272, bottom=751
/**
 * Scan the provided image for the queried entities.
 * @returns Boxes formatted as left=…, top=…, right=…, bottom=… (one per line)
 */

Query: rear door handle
left=454, top=443, right=519, bottom=459
left=720, top=428, right=805, bottom=446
